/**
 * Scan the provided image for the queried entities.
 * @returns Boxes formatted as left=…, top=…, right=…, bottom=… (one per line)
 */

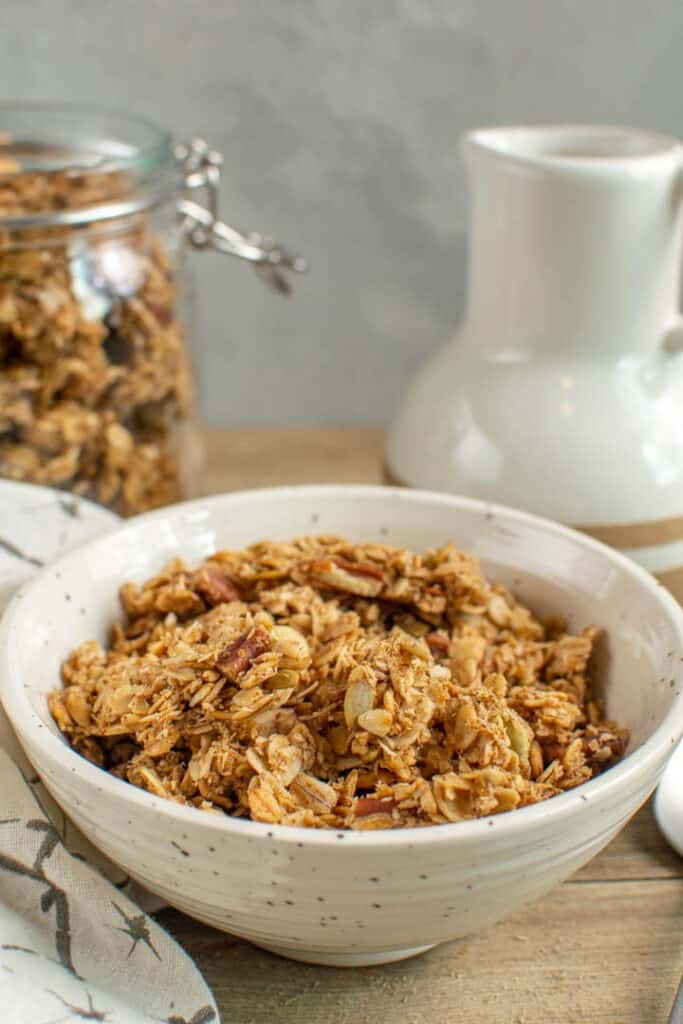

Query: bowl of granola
left=2, top=485, right=682, bottom=966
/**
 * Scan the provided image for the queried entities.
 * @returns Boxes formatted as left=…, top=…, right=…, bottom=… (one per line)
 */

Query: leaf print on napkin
left=0, top=532, right=45, bottom=566
left=110, top=903, right=160, bottom=961
left=166, top=1008, right=216, bottom=1024
left=0, top=750, right=219, bottom=1023
left=0, top=818, right=77, bottom=976
left=43, top=989, right=111, bottom=1023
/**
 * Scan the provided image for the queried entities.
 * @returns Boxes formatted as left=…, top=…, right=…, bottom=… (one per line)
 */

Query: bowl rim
left=2, top=483, right=683, bottom=849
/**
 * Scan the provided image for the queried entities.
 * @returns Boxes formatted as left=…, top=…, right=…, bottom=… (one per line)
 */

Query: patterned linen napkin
left=0, top=483, right=219, bottom=1024
left=0, top=752, right=217, bottom=1024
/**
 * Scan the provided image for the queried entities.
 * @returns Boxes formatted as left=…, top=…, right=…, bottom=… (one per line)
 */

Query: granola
left=0, top=166, right=196, bottom=515
left=49, top=537, right=629, bottom=829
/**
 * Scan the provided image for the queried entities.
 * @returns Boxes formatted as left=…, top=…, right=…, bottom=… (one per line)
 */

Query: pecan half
left=354, top=796, right=396, bottom=817
left=194, top=566, right=241, bottom=606
left=426, top=631, right=450, bottom=656
left=216, top=625, right=271, bottom=681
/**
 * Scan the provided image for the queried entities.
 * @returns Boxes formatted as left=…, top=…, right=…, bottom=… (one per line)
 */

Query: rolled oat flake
left=0, top=104, right=305, bottom=515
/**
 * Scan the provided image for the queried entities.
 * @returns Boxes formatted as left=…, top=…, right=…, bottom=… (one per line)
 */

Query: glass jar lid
left=0, top=104, right=179, bottom=225
left=0, top=103, right=305, bottom=292
left=0, top=103, right=173, bottom=175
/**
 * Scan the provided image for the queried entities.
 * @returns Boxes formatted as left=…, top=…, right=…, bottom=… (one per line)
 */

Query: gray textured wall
left=2, top=1, right=683, bottom=425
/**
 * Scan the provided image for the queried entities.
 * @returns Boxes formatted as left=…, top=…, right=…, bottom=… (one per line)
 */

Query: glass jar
left=0, top=104, right=304, bottom=516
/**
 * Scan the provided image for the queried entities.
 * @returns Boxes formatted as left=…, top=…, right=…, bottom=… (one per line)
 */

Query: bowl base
left=254, top=941, right=437, bottom=967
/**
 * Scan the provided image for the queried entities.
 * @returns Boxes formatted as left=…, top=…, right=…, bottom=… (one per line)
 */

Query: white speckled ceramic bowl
left=2, top=486, right=683, bottom=967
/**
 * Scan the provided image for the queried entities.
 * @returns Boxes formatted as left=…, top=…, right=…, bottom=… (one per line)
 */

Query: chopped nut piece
left=356, top=708, right=393, bottom=737
left=290, top=772, right=338, bottom=813
left=529, top=739, right=544, bottom=778
left=270, top=624, right=311, bottom=669
left=426, top=631, right=450, bottom=656
left=64, top=689, right=92, bottom=729
left=488, top=594, right=511, bottom=627
left=306, top=558, right=384, bottom=597
left=354, top=796, right=397, bottom=817
left=216, top=625, right=271, bottom=681
left=194, top=567, right=240, bottom=606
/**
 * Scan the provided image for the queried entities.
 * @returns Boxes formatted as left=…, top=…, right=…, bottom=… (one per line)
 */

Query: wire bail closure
left=175, top=138, right=307, bottom=295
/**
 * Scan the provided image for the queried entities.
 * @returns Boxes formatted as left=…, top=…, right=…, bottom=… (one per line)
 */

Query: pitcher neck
left=463, top=126, right=683, bottom=358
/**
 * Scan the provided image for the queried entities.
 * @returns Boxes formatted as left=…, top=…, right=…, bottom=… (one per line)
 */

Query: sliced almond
left=356, top=708, right=393, bottom=737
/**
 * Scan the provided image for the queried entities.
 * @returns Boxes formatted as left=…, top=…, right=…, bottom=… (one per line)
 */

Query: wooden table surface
left=157, top=426, right=683, bottom=1024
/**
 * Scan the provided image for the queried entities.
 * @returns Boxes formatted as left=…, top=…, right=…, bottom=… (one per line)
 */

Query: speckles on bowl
left=171, top=840, right=190, bottom=857
left=58, top=497, right=81, bottom=519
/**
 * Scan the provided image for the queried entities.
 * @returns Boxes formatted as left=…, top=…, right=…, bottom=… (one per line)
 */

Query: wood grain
left=204, top=426, right=384, bottom=494
left=160, top=426, right=683, bottom=1024
left=159, top=878, right=683, bottom=1024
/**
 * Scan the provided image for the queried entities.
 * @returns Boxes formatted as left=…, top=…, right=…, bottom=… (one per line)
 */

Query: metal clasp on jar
left=175, top=138, right=307, bottom=295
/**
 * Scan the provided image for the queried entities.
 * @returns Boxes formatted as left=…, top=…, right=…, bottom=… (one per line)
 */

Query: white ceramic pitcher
left=386, top=125, right=683, bottom=598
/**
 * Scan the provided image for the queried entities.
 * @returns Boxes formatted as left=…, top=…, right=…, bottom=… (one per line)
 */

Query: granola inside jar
left=0, top=105, right=303, bottom=516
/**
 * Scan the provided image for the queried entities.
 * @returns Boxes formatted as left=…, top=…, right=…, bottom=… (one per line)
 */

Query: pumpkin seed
left=265, top=669, right=300, bottom=690
left=344, top=679, right=374, bottom=727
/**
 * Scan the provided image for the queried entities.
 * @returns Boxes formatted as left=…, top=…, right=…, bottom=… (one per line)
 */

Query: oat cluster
left=0, top=168, right=194, bottom=515
left=50, top=537, right=628, bottom=829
